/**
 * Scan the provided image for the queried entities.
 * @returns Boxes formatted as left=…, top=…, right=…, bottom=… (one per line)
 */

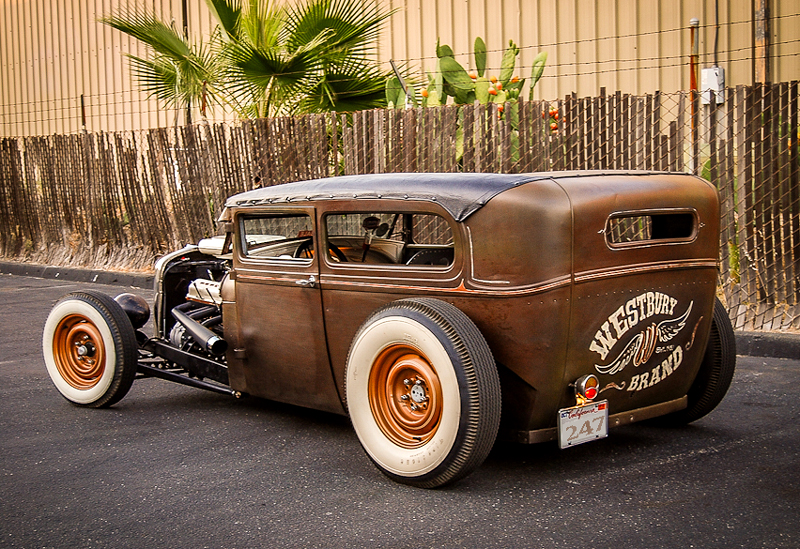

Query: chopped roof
left=224, top=171, right=683, bottom=222
left=225, top=172, right=546, bottom=221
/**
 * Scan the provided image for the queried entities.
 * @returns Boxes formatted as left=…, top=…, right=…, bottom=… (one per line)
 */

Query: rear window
left=606, top=211, right=696, bottom=247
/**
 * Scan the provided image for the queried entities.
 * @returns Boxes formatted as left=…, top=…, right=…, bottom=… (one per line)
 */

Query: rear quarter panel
left=460, top=181, right=573, bottom=432
left=556, top=173, right=720, bottom=417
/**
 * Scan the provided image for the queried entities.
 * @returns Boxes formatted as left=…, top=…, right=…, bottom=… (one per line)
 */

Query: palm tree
left=102, top=0, right=394, bottom=120
left=101, top=11, right=225, bottom=121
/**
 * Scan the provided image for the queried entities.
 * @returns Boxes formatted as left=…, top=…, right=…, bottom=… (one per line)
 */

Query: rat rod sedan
left=43, top=171, right=736, bottom=488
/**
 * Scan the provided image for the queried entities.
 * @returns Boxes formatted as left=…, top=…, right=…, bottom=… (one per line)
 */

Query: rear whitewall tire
left=347, top=315, right=461, bottom=477
left=345, top=298, right=501, bottom=488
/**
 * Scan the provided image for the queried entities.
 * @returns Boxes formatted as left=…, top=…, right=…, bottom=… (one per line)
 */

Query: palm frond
left=284, top=0, right=392, bottom=58
left=227, top=43, right=312, bottom=90
left=103, top=8, right=227, bottom=114
left=204, top=0, right=242, bottom=41
left=127, top=54, right=180, bottom=105
left=296, top=59, right=389, bottom=113
left=102, top=12, right=193, bottom=63
left=238, top=0, right=284, bottom=51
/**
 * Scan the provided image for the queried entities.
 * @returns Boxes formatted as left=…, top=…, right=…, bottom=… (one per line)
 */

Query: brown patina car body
left=43, top=171, right=736, bottom=488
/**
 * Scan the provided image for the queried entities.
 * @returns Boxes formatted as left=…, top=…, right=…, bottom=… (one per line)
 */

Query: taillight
left=574, top=374, right=599, bottom=403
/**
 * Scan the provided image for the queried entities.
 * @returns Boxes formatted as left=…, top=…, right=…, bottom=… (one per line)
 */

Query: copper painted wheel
left=52, top=313, right=107, bottom=389
left=43, top=291, right=138, bottom=408
left=346, top=298, right=501, bottom=489
left=368, top=345, right=443, bottom=449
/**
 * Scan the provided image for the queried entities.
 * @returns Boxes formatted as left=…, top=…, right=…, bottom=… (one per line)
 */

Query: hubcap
left=52, top=314, right=106, bottom=389
left=368, top=344, right=443, bottom=449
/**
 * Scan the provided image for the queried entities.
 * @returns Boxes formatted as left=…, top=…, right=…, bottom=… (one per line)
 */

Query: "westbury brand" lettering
left=589, top=291, right=678, bottom=361
left=627, top=346, right=683, bottom=392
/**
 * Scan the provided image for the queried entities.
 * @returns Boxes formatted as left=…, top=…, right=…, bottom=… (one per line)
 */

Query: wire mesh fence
left=1, top=82, right=798, bottom=330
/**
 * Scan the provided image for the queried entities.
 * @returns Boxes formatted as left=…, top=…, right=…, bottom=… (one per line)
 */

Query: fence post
left=791, top=81, right=800, bottom=314
left=601, top=95, right=609, bottom=169
left=691, top=90, right=700, bottom=174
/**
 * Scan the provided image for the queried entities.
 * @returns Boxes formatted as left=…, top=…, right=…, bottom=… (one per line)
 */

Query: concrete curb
left=735, top=331, right=800, bottom=361
left=1, top=260, right=798, bottom=360
left=0, top=261, right=153, bottom=289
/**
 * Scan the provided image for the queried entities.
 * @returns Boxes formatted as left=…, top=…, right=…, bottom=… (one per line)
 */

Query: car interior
left=240, top=212, right=455, bottom=267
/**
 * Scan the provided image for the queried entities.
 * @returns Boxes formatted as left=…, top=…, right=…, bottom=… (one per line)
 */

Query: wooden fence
left=1, top=82, right=798, bottom=331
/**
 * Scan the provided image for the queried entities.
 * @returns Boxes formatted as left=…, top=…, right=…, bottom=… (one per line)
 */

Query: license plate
left=557, top=400, right=609, bottom=449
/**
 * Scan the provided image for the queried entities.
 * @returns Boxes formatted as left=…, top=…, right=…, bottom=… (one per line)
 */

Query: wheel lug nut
left=403, top=379, right=412, bottom=386
left=400, top=395, right=409, bottom=401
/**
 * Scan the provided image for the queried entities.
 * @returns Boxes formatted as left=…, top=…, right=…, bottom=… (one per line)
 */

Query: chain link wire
left=1, top=82, right=797, bottom=330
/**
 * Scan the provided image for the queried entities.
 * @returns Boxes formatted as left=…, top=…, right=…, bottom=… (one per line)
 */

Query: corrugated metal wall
left=381, top=0, right=793, bottom=100
left=1, top=0, right=798, bottom=136
left=1, top=0, right=185, bottom=136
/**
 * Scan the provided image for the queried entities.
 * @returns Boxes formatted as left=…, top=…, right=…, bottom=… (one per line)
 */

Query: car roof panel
left=225, top=171, right=683, bottom=222
left=225, top=172, right=546, bottom=221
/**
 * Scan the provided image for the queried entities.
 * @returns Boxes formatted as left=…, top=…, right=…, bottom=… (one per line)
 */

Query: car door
left=316, top=204, right=466, bottom=396
left=230, top=207, right=343, bottom=414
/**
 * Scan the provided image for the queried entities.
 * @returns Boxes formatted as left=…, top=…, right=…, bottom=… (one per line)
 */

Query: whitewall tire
left=42, top=291, right=138, bottom=408
left=345, top=298, right=501, bottom=488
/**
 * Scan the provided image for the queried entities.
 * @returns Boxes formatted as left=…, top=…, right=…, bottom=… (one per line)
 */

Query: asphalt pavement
left=0, top=272, right=799, bottom=549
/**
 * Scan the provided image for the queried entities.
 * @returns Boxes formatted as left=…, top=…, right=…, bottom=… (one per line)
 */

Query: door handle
left=295, top=275, right=316, bottom=288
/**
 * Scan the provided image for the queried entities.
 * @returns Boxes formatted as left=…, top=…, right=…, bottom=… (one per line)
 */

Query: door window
left=239, top=213, right=314, bottom=260
left=324, top=212, right=454, bottom=266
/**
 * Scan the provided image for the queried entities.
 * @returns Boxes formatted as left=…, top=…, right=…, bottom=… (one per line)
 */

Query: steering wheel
left=293, top=237, right=349, bottom=262
left=293, top=237, right=314, bottom=258
left=328, top=241, right=348, bottom=262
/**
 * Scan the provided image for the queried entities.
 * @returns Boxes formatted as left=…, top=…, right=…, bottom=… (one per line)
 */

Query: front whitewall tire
left=42, top=291, right=138, bottom=408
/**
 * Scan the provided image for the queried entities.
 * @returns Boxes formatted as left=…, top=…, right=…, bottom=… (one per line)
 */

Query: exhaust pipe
left=171, top=307, right=228, bottom=356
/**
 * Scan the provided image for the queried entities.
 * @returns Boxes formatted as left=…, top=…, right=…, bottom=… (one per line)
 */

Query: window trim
left=235, top=209, right=316, bottom=267
left=320, top=209, right=457, bottom=271
left=605, top=208, right=699, bottom=250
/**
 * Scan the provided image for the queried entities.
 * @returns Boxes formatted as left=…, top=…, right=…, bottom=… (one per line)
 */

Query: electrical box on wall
left=701, top=67, right=725, bottom=104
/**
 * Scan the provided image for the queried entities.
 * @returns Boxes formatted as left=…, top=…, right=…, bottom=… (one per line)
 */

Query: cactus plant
left=474, top=37, right=487, bottom=78
left=529, top=52, right=548, bottom=101
left=386, top=76, right=418, bottom=109
left=386, top=77, right=404, bottom=109
left=401, top=37, right=548, bottom=170
left=416, top=37, right=545, bottom=109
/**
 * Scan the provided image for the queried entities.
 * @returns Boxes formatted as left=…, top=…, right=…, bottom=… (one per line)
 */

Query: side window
left=325, top=212, right=454, bottom=266
left=606, top=211, right=696, bottom=248
left=239, top=213, right=314, bottom=260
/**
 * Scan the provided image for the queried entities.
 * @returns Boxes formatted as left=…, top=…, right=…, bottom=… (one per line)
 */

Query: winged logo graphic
left=595, top=301, right=693, bottom=375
